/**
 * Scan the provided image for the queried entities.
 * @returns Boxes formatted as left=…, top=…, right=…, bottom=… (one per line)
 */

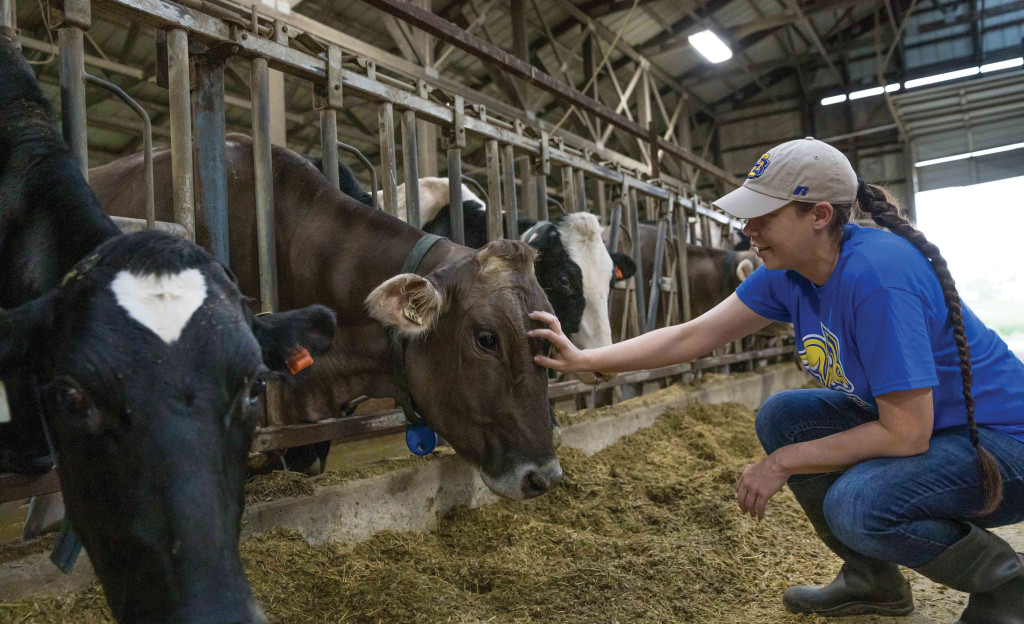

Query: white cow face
left=557, top=214, right=635, bottom=382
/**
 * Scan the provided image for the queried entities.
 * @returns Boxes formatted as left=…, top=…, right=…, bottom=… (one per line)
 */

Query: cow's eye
left=476, top=331, right=499, bottom=352
left=559, top=275, right=570, bottom=290
left=59, top=386, right=91, bottom=416
left=247, top=376, right=268, bottom=404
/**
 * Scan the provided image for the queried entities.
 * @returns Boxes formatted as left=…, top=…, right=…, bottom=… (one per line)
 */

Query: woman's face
left=741, top=203, right=816, bottom=272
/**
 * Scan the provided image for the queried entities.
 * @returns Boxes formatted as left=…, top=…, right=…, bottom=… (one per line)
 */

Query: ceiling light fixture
left=688, top=30, right=733, bottom=64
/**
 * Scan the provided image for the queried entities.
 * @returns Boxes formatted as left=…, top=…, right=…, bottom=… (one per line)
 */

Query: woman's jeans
left=756, top=389, right=1024, bottom=568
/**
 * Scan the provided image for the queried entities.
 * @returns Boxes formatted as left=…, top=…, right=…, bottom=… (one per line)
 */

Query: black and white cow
left=0, top=37, right=335, bottom=623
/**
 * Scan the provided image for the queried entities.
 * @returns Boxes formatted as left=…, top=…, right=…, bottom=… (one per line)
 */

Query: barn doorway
left=915, top=175, right=1024, bottom=360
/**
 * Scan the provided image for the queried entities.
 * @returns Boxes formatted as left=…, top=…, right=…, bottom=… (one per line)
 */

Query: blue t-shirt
left=737, top=223, right=1024, bottom=443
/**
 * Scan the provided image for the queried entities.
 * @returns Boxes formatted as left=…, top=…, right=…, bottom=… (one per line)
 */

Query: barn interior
left=1, top=0, right=1022, bottom=621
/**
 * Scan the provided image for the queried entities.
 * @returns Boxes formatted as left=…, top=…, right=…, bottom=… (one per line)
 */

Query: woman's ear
left=811, top=201, right=835, bottom=231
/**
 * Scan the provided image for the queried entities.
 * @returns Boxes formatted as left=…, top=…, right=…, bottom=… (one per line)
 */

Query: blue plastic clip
left=406, top=424, right=438, bottom=456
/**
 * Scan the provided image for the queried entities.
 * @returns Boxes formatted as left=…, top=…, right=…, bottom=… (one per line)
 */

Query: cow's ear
left=251, top=305, right=336, bottom=376
left=610, top=252, right=636, bottom=281
left=0, top=293, right=57, bottom=375
left=736, top=258, right=756, bottom=281
left=365, top=274, right=443, bottom=338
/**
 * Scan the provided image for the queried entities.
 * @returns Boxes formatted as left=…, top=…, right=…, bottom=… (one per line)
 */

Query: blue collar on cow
left=519, top=220, right=554, bottom=246
left=388, top=233, right=443, bottom=456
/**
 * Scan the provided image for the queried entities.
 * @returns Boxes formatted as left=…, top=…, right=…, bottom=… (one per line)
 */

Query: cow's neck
left=281, top=181, right=470, bottom=420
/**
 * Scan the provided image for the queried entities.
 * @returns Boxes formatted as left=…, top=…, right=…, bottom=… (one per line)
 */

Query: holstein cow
left=388, top=178, right=637, bottom=353
left=0, top=39, right=336, bottom=623
left=604, top=222, right=761, bottom=338
left=91, top=136, right=563, bottom=499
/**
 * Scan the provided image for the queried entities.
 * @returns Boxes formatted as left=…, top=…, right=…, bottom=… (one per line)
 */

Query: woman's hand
left=527, top=311, right=591, bottom=373
left=735, top=454, right=790, bottom=520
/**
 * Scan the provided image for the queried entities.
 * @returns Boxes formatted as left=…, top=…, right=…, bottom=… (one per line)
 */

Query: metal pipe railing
left=484, top=140, right=503, bottom=241
left=250, top=55, right=278, bottom=312
left=166, top=28, right=196, bottom=241
left=338, top=141, right=379, bottom=212
left=84, top=73, right=155, bottom=231
left=319, top=110, right=340, bottom=189
left=401, top=110, right=420, bottom=227
left=377, top=102, right=399, bottom=218
left=501, top=144, right=519, bottom=237
left=58, top=27, right=88, bottom=178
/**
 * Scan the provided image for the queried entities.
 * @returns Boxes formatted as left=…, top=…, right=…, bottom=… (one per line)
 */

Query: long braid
left=856, top=179, right=1003, bottom=515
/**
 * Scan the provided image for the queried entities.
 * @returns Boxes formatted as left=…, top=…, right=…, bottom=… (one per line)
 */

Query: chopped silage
left=0, top=398, right=958, bottom=624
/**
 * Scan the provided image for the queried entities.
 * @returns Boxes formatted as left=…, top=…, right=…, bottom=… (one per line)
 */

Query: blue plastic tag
left=406, top=425, right=438, bottom=456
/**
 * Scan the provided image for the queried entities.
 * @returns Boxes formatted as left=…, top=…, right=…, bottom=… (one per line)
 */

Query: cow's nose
left=521, top=460, right=563, bottom=497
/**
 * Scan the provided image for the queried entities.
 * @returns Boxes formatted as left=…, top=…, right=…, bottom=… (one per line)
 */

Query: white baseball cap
left=713, top=137, right=858, bottom=219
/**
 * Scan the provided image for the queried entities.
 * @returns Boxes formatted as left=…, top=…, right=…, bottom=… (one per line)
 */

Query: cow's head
left=543, top=214, right=635, bottom=383
left=557, top=213, right=635, bottom=351
left=0, top=231, right=335, bottom=624
left=366, top=239, right=561, bottom=500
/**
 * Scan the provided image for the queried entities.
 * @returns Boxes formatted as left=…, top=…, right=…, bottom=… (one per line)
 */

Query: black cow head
left=520, top=220, right=586, bottom=336
left=0, top=231, right=335, bottom=624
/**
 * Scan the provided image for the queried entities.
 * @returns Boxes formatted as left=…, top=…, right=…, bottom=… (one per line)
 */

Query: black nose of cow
left=522, top=461, right=564, bottom=497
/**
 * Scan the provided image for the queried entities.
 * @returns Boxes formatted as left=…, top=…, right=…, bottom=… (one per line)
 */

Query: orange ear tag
left=614, top=267, right=624, bottom=279
left=286, top=346, right=314, bottom=375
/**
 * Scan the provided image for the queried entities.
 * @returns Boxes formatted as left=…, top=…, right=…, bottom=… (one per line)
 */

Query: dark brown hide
left=90, top=135, right=559, bottom=498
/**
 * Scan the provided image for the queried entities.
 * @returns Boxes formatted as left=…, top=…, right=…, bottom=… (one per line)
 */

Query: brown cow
left=90, top=135, right=561, bottom=500
left=604, top=223, right=763, bottom=339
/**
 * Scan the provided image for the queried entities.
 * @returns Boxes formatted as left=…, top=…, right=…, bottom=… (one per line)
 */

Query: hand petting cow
left=91, top=136, right=564, bottom=500
left=0, top=38, right=337, bottom=623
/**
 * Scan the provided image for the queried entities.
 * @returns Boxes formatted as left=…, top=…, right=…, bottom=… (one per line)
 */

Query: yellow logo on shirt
left=799, top=323, right=871, bottom=408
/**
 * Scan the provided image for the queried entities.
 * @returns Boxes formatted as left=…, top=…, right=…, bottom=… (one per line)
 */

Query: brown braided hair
left=854, top=179, right=1003, bottom=515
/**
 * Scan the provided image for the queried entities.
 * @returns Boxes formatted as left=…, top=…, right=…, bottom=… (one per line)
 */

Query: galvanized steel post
left=501, top=144, right=519, bottom=238
left=0, top=0, right=13, bottom=36
left=191, top=55, right=230, bottom=265
left=315, top=44, right=343, bottom=190
left=674, top=195, right=692, bottom=322
left=378, top=102, right=399, bottom=218
left=447, top=95, right=465, bottom=245
left=574, top=168, right=587, bottom=213
left=646, top=214, right=667, bottom=333
left=55, top=0, right=90, bottom=179
left=485, top=140, right=503, bottom=241
left=401, top=110, right=421, bottom=227
left=250, top=54, right=278, bottom=312
left=166, top=29, right=195, bottom=241
left=561, top=166, right=576, bottom=213
left=627, top=186, right=647, bottom=332
left=535, top=131, right=550, bottom=221
left=319, top=110, right=340, bottom=188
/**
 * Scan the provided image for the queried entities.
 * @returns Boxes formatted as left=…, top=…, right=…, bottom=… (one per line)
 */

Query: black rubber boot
left=914, top=524, right=1024, bottom=624
left=782, top=473, right=915, bottom=617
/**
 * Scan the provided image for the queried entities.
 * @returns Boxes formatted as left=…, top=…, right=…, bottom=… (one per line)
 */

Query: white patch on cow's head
left=110, top=269, right=207, bottom=344
left=557, top=213, right=614, bottom=350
